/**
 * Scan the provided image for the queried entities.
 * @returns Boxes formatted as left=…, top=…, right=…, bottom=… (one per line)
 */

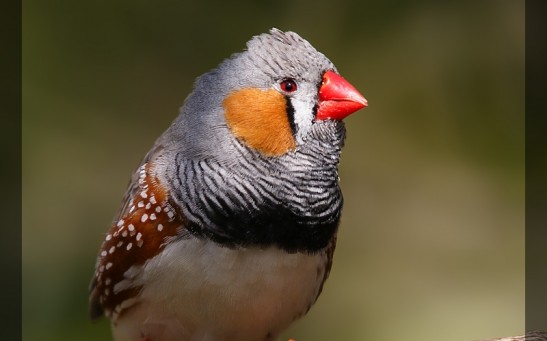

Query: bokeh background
left=23, top=1, right=524, bottom=340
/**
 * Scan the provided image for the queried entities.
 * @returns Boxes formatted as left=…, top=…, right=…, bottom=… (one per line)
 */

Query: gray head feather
left=158, top=29, right=342, bottom=166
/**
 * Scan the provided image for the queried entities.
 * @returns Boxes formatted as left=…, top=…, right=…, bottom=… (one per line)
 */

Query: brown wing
left=89, top=155, right=186, bottom=320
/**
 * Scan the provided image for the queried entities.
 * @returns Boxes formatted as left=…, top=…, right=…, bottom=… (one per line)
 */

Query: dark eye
left=280, top=78, right=297, bottom=93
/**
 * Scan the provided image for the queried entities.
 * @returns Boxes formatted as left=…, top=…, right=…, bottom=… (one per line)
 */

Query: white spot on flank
left=136, top=232, right=142, bottom=241
left=117, top=219, right=124, bottom=227
left=150, top=196, right=157, bottom=204
left=137, top=239, right=144, bottom=247
left=101, top=250, right=107, bottom=257
left=105, top=262, right=113, bottom=270
left=109, top=246, right=116, bottom=254
left=117, top=241, right=123, bottom=248
left=112, top=306, right=121, bottom=318
left=167, top=211, right=174, bottom=219
left=129, top=230, right=136, bottom=237
left=122, top=230, right=128, bottom=237
left=141, top=214, right=148, bottom=222
left=112, top=267, right=140, bottom=295
left=119, top=297, right=138, bottom=312
left=126, top=243, right=133, bottom=251
left=150, top=213, right=156, bottom=221
left=129, top=205, right=135, bottom=213
left=140, top=191, right=148, bottom=198
left=157, top=224, right=163, bottom=232
left=105, top=278, right=111, bottom=285
left=145, top=203, right=151, bottom=209
left=105, top=234, right=112, bottom=241
left=138, top=201, right=144, bottom=208
left=155, top=206, right=161, bottom=213
left=128, top=224, right=135, bottom=231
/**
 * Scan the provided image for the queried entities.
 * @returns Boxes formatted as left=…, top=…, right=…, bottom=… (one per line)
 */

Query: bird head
left=167, top=28, right=367, bottom=162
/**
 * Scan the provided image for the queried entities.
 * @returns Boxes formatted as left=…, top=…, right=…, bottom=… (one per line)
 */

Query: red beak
left=316, top=70, right=368, bottom=121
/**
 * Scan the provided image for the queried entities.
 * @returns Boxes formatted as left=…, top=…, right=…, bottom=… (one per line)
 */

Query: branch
left=476, top=330, right=547, bottom=341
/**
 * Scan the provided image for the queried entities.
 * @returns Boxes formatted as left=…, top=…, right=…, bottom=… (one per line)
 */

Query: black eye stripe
left=284, top=96, right=297, bottom=136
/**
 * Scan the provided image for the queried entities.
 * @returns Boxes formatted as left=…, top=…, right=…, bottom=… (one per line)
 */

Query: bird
left=89, top=28, right=367, bottom=341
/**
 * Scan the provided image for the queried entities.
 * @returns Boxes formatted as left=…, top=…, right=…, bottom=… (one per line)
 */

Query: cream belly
left=111, top=236, right=327, bottom=341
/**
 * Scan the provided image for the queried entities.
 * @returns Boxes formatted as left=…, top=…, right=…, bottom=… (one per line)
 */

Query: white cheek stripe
left=289, top=96, right=315, bottom=144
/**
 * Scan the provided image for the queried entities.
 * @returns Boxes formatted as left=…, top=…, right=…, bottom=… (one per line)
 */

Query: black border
left=525, top=0, right=547, bottom=333
left=0, top=0, right=22, bottom=339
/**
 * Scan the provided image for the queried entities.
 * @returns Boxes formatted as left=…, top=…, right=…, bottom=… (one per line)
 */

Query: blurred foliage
left=23, top=0, right=524, bottom=340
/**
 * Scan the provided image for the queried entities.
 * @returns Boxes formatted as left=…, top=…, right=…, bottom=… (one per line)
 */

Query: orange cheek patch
left=223, top=88, right=296, bottom=156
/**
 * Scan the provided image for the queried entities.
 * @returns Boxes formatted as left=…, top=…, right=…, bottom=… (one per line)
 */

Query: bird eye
left=280, top=78, right=297, bottom=93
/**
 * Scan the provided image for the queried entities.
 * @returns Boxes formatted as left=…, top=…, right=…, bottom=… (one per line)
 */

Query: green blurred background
left=22, top=0, right=524, bottom=340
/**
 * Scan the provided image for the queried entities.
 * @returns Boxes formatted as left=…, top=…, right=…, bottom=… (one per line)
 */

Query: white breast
left=112, top=236, right=327, bottom=341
